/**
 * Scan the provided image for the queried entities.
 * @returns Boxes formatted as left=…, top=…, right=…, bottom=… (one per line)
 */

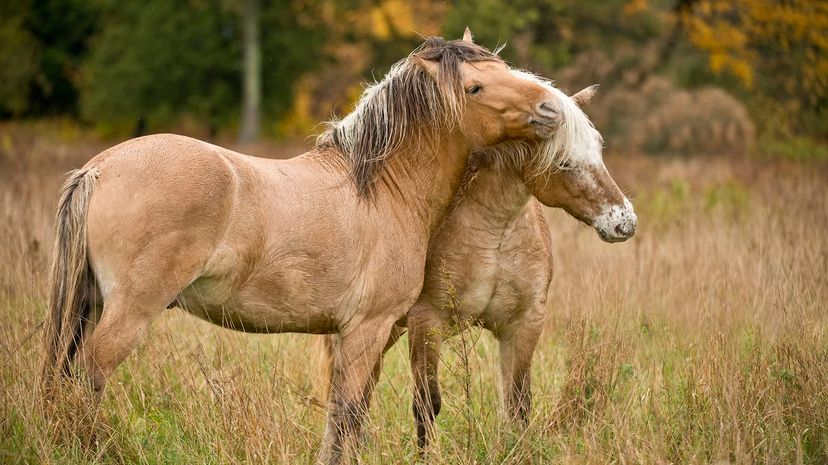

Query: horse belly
left=174, top=277, right=333, bottom=334
left=175, top=252, right=338, bottom=334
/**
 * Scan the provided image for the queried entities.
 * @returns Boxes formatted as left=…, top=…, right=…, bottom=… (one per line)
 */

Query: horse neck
left=459, top=159, right=532, bottom=231
left=374, top=129, right=473, bottom=234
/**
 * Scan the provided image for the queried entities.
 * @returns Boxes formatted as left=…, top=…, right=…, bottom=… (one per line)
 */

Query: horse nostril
left=537, top=101, right=559, bottom=116
left=615, top=223, right=634, bottom=237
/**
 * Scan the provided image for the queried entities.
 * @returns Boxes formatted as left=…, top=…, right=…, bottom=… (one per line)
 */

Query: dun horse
left=323, top=81, right=637, bottom=450
left=41, top=32, right=563, bottom=463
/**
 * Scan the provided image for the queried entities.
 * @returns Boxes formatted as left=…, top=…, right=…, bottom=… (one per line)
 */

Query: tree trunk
left=239, top=0, right=261, bottom=143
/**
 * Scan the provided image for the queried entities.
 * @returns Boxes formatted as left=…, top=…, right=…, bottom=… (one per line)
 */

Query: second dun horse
left=322, top=80, right=637, bottom=451
left=42, top=31, right=564, bottom=464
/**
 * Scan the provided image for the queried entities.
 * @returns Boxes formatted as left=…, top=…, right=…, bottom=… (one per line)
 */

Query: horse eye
left=467, top=85, right=482, bottom=95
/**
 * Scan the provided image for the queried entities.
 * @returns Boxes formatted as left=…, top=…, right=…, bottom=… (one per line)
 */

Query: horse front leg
left=318, top=317, right=396, bottom=465
left=408, top=303, right=444, bottom=453
left=498, top=316, right=543, bottom=425
left=320, top=323, right=406, bottom=410
left=361, top=323, right=406, bottom=411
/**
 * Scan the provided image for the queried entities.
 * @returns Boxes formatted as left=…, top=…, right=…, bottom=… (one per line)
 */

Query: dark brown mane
left=318, top=37, right=503, bottom=198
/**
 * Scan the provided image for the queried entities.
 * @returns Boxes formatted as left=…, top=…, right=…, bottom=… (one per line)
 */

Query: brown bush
left=557, top=51, right=756, bottom=157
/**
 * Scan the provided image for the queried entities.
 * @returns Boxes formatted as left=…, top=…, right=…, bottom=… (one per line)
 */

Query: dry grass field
left=1, top=123, right=826, bottom=464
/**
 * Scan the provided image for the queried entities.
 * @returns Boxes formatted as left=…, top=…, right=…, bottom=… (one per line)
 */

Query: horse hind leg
left=78, top=291, right=169, bottom=393
left=79, top=251, right=205, bottom=393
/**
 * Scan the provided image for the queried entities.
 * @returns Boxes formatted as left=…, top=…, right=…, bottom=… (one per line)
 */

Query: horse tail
left=42, top=167, right=100, bottom=389
left=315, top=335, right=337, bottom=404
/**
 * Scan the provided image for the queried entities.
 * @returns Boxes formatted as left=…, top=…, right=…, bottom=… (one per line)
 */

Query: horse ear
left=571, top=84, right=599, bottom=106
left=462, top=27, right=474, bottom=43
left=415, top=56, right=439, bottom=79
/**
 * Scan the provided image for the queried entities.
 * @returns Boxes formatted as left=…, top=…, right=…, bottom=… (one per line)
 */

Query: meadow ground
left=1, top=123, right=826, bottom=464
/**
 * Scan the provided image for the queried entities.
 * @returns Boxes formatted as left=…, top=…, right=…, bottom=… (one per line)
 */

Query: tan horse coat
left=42, top=35, right=563, bottom=464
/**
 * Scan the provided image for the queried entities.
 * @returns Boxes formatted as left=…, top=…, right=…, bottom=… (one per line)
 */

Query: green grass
left=1, top=133, right=827, bottom=464
left=759, top=135, right=828, bottom=161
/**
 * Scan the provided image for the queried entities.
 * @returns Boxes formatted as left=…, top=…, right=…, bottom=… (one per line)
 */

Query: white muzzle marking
left=593, top=197, right=637, bottom=243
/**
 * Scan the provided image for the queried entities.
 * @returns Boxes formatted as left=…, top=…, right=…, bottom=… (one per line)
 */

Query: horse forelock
left=318, top=37, right=504, bottom=198
left=476, top=73, right=601, bottom=180
left=545, top=84, right=601, bottom=169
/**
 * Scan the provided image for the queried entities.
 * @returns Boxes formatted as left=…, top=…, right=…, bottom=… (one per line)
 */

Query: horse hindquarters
left=78, top=136, right=237, bottom=392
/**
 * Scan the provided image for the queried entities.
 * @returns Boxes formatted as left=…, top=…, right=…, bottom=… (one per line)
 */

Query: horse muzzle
left=594, top=199, right=637, bottom=243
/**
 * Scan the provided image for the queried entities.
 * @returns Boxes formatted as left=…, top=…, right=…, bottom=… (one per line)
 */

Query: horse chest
left=433, top=250, right=500, bottom=320
left=456, top=232, right=543, bottom=330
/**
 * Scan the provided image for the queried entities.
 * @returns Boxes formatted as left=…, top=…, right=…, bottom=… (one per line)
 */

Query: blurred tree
left=443, top=0, right=668, bottom=75
left=28, top=0, right=100, bottom=116
left=681, top=0, right=828, bottom=137
left=80, top=0, right=326, bottom=138
left=2, top=0, right=821, bottom=146
left=443, top=0, right=565, bottom=69
left=0, top=0, right=99, bottom=117
left=260, top=0, right=326, bottom=133
left=239, top=0, right=261, bottom=143
left=267, top=0, right=434, bottom=136
left=0, top=2, right=40, bottom=116
left=80, top=0, right=240, bottom=136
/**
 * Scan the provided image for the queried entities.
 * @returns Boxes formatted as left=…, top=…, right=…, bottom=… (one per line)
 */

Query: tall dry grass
left=1, top=124, right=826, bottom=464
